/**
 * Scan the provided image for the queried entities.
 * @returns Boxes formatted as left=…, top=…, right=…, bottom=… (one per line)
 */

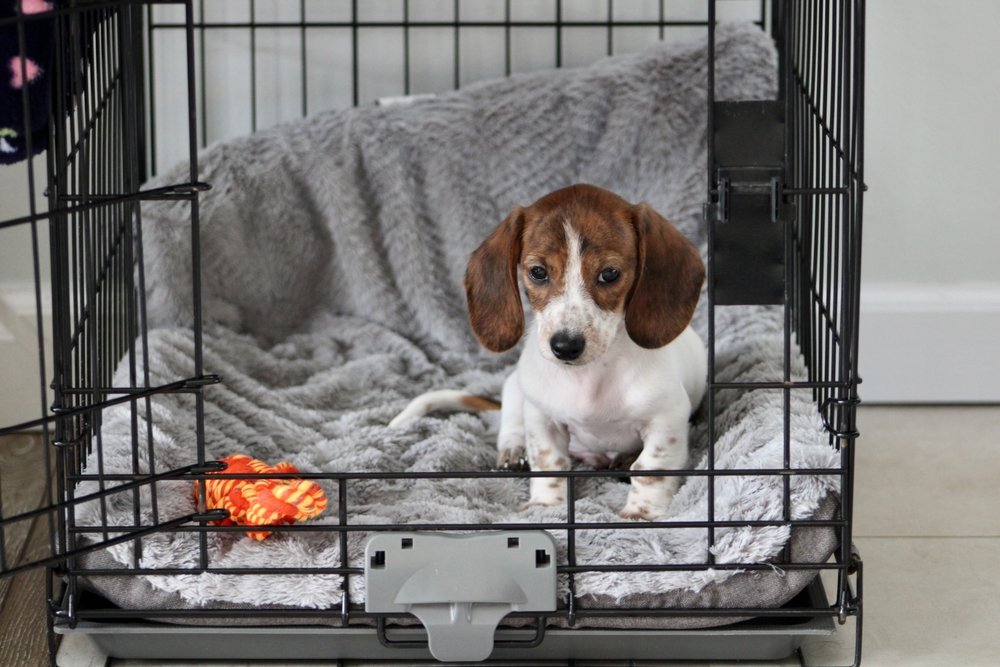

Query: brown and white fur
left=390, top=184, right=706, bottom=520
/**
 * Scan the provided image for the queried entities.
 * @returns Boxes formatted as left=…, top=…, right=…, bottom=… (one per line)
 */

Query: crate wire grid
left=0, top=1, right=863, bottom=664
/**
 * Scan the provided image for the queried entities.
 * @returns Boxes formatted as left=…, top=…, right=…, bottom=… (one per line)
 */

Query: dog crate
left=0, top=0, right=864, bottom=664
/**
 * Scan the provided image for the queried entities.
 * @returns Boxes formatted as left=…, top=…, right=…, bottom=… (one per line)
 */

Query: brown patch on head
left=527, top=185, right=639, bottom=315
left=575, top=211, right=638, bottom=314
left=547, top=480, right=562, bottom=489
left=520, top=213, right=569, bottom=314
left=634, top=475, right=661, bottom=486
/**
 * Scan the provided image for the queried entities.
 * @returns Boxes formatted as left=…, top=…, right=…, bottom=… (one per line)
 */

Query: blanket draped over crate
left=80, top=23, right=842, bottom=629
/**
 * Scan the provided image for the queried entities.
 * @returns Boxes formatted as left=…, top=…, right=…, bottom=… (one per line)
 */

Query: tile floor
left=55, top=406, right=1000, bottom=667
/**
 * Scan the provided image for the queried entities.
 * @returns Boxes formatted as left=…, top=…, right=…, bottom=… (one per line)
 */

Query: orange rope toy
left=195, top=454, right=328, bottom=541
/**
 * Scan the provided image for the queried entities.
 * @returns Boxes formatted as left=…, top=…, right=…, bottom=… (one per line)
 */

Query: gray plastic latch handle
left=365, top=531, right=557, bottom=662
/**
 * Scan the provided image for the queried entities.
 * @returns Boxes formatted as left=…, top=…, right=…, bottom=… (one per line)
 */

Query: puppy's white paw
left=525, top=477, right=567, bottom=508
left=620, top=477, right=678, bottom=520
left=618, top=503, right=663, bottom=521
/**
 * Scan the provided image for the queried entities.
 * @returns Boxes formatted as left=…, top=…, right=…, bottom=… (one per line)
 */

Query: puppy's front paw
left=523, top=477, right=567, bottom=508
left=496, top=446, right=530, bottom=471
left=618, top=503, right=661, bottom=521
left=620, top=478, right=677, bottom=520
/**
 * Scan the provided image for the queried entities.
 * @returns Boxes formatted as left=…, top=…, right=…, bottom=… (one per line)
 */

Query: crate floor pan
left=58, top=579, right=836, bottom=663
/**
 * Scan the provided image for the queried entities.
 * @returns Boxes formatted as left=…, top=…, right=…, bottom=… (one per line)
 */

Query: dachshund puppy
left=391, top=184, right=706, bottom=519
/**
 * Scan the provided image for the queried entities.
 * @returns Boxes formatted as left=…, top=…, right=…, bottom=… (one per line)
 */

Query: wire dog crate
left=0, top=0, right=864, bottom=664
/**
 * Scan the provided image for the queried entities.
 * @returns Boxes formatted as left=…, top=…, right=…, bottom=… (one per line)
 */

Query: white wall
left=2, top=0, right=997, bottom=423
left=859, top=0, right=1000, bottom=402
left=0, top=155, right=51, bottom=429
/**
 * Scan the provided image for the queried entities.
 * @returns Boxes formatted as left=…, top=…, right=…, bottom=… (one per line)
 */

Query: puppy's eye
left=528, top=266, right=548, bottom=283
left=598, top=267, right=620, bottom=284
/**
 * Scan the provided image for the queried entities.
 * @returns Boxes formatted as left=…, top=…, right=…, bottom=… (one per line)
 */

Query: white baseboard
left=860, top=283, right=1000, bottom=403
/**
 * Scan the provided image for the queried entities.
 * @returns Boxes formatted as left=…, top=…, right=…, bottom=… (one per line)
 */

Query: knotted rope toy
left=195, top=454, right=328, bottom=541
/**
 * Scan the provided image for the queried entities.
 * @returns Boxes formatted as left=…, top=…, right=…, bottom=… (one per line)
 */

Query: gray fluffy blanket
left=81, top=23, right=840, bottom=627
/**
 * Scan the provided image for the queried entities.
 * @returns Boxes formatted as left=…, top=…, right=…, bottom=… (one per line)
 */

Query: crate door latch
left=365, top=531, right=557, bottom=662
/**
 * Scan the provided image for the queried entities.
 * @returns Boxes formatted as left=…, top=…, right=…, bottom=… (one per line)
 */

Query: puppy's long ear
left=464, top=206, right=526, bottom=352
left=625, top=203, right=705, bottom=349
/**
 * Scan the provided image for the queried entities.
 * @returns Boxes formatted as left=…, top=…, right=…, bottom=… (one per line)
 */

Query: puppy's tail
left=388, top=390, right=501, bottom=427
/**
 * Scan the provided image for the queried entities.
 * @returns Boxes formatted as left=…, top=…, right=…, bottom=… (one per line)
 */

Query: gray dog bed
left=78, top=23, right=841, bottom=630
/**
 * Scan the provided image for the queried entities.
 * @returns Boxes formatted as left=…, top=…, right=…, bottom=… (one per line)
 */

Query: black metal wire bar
left=149, top=20, right=719, bottom=30
left=338, top=478, right=350, bottom=625
left=0, top=181, right=205, bottom=231
left=119, top=5, right=135, bottom=554
left=829, top=1, right=846, bottom=448
left=792, top=0, right=810, bottom=378
left=554, top=0, right=562, bottom=68
left=116, top=6, right=146, bottom=566
left=57, top=384, right=213, bottom=395
left=249, top=0, right=257, bottom=132
left=45, top=0, right=72, bottom=592
left=198, top=0, right=205, bottom=147
left=565, top=476, right=577, bottom=626
left=1, top=512, right=213, bottom=580
left=73, top=560, right=846, bottom=578
left=70, top=603, right=851, bottom=621
left=503, top=0, right=511, bottom=75
left=402, top=0, right=410, bottom=95
left=177, top=0, right=210, bottom=575
left=791, top=1, right=822, bottom=392
left=135, top=182, right=160, bottom=533
left=88, top=465, right=846, bottom=481
left=837, top=0, right=866, bottom=629
left=88, top=9, right=111, bottom=547
left=351, top=0, right=358, bottom=106
left=0, top=379, right=177, bottom=436
left=705, top=0, right=717, bottom=567
left=146, top=3, right=157, bottom=174
left=453, top=0, right=460, bottom=89
left=65, top=4, right=81, bottom=501
left=300, top=0, right=307, bottom=116
left=49, top=12, right=67, bottom=406
left=606, top=0, right=613, bottom=56
left=67, top=466, right=848, bottom=487
left=67, top=517, right=847, bottom=539
left=0, top=459, right=222, bottom=548
left=782, top=137, right=794, bottom=569
left=821, top=0, right=837, bottom=437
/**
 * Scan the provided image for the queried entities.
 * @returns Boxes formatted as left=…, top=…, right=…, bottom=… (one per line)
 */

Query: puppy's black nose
left=550, top=332, right=586, bottom=361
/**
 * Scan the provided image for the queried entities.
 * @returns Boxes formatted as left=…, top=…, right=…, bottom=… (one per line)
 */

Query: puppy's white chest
left=524, top=358, right=643, bottom=452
